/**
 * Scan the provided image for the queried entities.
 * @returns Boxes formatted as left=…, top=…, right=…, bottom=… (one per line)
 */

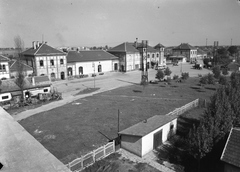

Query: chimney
left=135, top=38, right=138, bottom=48
left=36, top=41, right=39, bottom=48
left=32, top=41, right=36, bottom=49
left=32, top=76, right=35, bottom=86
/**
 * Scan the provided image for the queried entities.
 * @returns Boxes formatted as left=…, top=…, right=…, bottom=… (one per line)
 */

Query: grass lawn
left=19, top=77, right=217, bottom=164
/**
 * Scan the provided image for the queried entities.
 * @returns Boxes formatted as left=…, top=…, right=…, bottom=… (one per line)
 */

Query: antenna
left=42, top=34, right=44, bottom=43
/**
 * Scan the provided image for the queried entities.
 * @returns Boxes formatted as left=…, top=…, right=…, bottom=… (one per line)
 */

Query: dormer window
left=50, top=59, right=54, bottom=66
left=40, top=60, right=44, bottom=67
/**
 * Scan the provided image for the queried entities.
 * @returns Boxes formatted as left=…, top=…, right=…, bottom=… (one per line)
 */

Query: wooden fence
left=166, top=99, right=199, bottom=116
left=67, top=140, right=115, bottom=172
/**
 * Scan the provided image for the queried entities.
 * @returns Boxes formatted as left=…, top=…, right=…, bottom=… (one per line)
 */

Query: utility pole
left=206, top=38, right=208, bottom=46
left=92, top=62, right=95, bottom=88
left=231, top=38, right=232, bottom=46
left=140, top=40, right=148, bottom=83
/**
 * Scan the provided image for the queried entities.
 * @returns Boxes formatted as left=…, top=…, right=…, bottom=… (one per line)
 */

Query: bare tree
left=14, top=35, right=26, bottom=99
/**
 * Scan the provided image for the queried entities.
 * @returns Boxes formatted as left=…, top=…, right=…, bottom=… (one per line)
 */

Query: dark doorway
left=79, top=66, right=83, bottom=75
left=98, top=65, right=102, bottom=72
left=68, top=67, right=73, bottom=76
left=121, top=65, right=125, bottom=72
left=153, top=129, right=162, bottom=150
left=61, top=72, right=65, bottom=80
left=147, top=62, right=150, bottom=69
left=114, top=63, right=118, bottom=71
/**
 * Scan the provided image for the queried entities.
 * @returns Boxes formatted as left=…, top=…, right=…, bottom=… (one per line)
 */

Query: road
left=13, top=61, right=211, bottom=121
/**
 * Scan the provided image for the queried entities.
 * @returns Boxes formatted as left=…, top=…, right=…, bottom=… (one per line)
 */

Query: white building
left=66, top=50, right=119, bottom=76
left=119, top=115, right=178, bottom=157
left=22, top=41, right=67, bottom=80
left=172, top=43, right=197, bottom=63
left=0, top=55, right=10, bottom=79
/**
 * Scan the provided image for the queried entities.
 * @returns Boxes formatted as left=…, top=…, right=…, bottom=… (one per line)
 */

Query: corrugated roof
left=67, top=50, right=118, bottom=63
left=221, top=128, right=240, bottom=168
left=22, top=43, right=66, bottom=56
left=108, top=42, right=139, bottom=53
left=173, top=43, right=196, bottom=50
left=9, top=60, right=33, bottom=72
left=0, top=54, right=10, bottom=62
left=118, top=115, right=177, bottom=137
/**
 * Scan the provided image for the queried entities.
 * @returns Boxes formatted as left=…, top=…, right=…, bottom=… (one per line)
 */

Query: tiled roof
left=154, top=43, right=165, bottom=49
left=221, top=128, right=240, bottom=168
left=118, top=115, right=177, bottom=137
left=108, top=42, right=139, bottom=53
left=67, top=50, right=118, bottom=63
left=34, top=76, right=50, bottom=84
left=22, top=43, right=66, bottom=56
left=173, top=43, right=196, bottom=50
left=9, top=60, right=33, bottom=72
left=0, top=54, right=10, bottom=62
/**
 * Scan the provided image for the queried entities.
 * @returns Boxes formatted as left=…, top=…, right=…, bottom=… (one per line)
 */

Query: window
left=50, top=59, right=54, bottom=66
left=2, top=95, right=9, bottom=100
left=51, top=72, right=55, bottom=78
left=0, top=65, right=2, bottom=70
left=147, top=54, right=150, bottom=58
left=60, top=59, right=64, bottom=65
left=40, top=60, right=44, bottom=67
left=157, top=53, right=159, bottom=57
left=2, top=65, right=6, bottom=70
left=44, top=89, right=48, bottom=92
left=170, top=124, right=174, bottom=130
left=152, top=54, right=154, bottom=58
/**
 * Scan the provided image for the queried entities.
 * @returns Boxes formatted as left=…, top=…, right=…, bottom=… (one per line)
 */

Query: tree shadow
left=177, top=115, right=200, bottom=136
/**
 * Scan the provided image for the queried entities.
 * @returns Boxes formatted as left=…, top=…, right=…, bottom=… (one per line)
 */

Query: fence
left=166, top=99, right=199, bottom=116
left=67, top=140, right=115, bottom=172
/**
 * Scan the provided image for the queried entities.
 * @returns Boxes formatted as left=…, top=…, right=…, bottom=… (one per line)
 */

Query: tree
left=212, top=66, right=221, bottom=79
left=228, top=46, right=238, bottom=56
left=14, top=35, right=26, bottom=100
left=155, top=69, right=165, bottom=81
left=188, top=123, right=213, bottom=172
left=164, top=67, right=172, bottom=76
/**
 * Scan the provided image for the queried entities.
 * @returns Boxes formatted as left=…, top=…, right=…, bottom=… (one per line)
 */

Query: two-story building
left=154, top=43, right=166, bottom=67
left=0, top=55, right=10, bottom=79
left=21, top=41, right=67, bottom=80
left=66, top=50, right=119, bottom=76
left=108, top=42, right=141, bottom=72
left=172, top=43, right=197, bottom=63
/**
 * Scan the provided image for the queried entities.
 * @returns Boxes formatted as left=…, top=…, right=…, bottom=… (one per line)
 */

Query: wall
left=0, top=61, right=10, bottom=79
left=121, top=135, right=142, bottom=157
left=126, top=53, right=141, bottom=71
left=141, top=118, right=177, bottom=156
left=0, top=92, right=12, bottom=102
left=35, top=55, right=67, bottom=79
left=68, top=60, right=116, bottom=76
left=173, top=50, right=190, bottom=61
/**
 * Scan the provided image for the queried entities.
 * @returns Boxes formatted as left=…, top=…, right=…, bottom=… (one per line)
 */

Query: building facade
left=22, top=41, right=67, bottom=80
left=172, top=43, right=197, bottom=63
left=66, top=50, right=119, bottom=76
left=0, top=55, right=10, bottom=79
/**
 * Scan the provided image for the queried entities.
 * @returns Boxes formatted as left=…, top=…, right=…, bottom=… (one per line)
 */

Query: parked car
left=156, top=64, right=166, bottom=70
left=172, top=62, right=178, bottom=66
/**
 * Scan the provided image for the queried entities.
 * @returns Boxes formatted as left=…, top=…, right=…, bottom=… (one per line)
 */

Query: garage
left=119, top=114, right=178, bottom=157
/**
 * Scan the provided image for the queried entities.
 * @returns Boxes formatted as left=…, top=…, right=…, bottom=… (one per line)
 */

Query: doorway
left=60, top=72, right=65, bottom=80
left=153, top=129, right=162, bottom=150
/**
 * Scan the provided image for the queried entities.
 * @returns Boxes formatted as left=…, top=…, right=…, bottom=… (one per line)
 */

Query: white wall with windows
left=67, top=60, right=118, bottom=76
left=0, top=61, right=10, bottom=79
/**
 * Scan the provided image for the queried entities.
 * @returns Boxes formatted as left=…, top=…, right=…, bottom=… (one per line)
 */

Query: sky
left=0, top=0, right=240, bottom=48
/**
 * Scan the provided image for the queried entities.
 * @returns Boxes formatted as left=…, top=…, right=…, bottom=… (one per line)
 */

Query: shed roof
left=173, top=43, right=196, bottom=50
left=221, top=128, right=240, bottom=168
left=0, top=54, right=10, bottom=62
left=67, top=50, right=118, bottom=63
left=22, top=43, right=66, bottom=56
left=119, top=115, right=177, bottom=137
left=9, top=60, right=33, bottom=72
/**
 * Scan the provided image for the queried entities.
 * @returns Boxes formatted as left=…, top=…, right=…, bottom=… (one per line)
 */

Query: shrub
left=198, top=74, right=202, bottom=78
left=222, top=68, right=229, bottom=75
left=207, top=73, right=215, bottom=84
left=164, top=67, right=172, bottom=76
left=173, top=75, right=179, bottom=80
left=181, top=72, right=189, bottom=80
left=156, top=69, right=165, bottom=81
left=166, top=77, right=171, bottom=83
left=212, top=66, right=221, bottom=79
left=219, top=75, right=228, bottom=85
left=199, top=75, right=208, bottom=84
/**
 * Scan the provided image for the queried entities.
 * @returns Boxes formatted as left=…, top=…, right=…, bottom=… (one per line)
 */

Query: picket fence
left=166, top=99, right=199, bottom=116
left=67, top=140, right=115, bottom=172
